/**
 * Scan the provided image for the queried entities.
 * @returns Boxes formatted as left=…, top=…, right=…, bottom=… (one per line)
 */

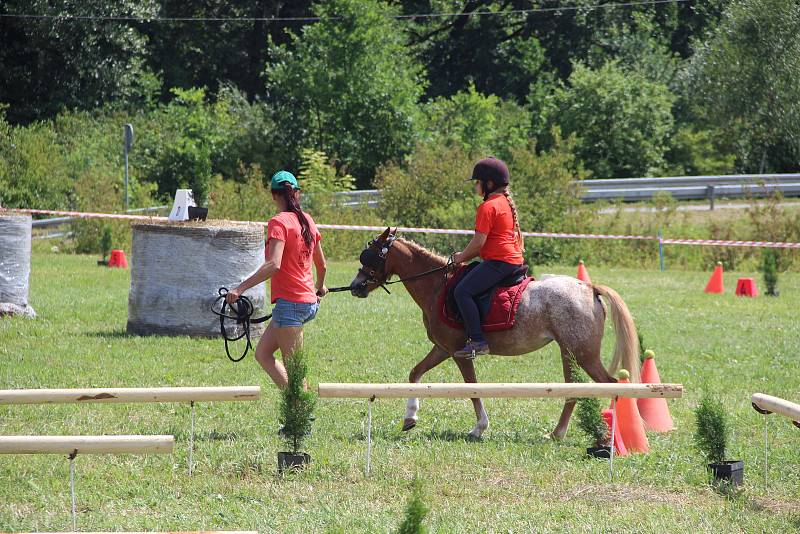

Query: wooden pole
left=317, top=382, right=683, bottom=399
left=752, top=393, right=800, bottom=422
left=0, top=435, right=175, bottom=455
left=0, top=386, right=261, bottom=405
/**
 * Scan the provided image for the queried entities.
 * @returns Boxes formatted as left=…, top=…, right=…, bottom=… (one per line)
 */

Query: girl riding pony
left=452, top=157, right=524, bottom=359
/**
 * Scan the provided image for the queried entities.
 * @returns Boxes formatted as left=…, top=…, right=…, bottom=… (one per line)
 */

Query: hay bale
left=0, top=214, right=36, bottom=318
left=127, top=221, right=266, bottom=337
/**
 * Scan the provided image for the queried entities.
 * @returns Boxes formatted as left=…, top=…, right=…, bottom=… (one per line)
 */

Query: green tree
left=265, top=0, right=426, bottom=188
left=551, top=62, right=675, bottom=178
left=0, top=0, right=159, bottom=124
left=687, top=0, right=800, bottom=172
left=420, top=83, right=531, bottom=158
left=151, top=89, right=221, bottom=204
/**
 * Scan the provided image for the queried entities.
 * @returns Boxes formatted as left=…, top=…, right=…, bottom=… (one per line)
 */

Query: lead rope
left=211, top=288, right=271, bottom=362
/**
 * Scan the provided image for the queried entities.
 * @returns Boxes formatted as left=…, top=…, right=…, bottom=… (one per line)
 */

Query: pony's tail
left=593, top=284, right=641, bottom=382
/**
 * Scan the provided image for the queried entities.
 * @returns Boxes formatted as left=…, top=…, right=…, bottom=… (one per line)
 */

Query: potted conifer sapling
left=278, top=349, right=316, bottom=472
left=694, top=393, right=743, bottom=486
left=570, top=359, right=611, bottom=458
left=761, top=249, right=779, bottom=296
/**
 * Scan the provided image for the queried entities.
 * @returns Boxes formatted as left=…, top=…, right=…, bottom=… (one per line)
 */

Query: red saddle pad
left=439, top=266, right=534, bottom=332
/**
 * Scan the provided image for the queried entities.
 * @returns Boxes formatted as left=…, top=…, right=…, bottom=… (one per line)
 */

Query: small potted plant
left=395, top=476, right=429, bottom=534
left=277, top=349, right=316, bottom=473
left=97, top=226, right=113, bottom=266
left=694, top=393, right=743, bottom=486
left=761, top=249, right=779, bottom=296
left=570, top=359, right=611, bottom=458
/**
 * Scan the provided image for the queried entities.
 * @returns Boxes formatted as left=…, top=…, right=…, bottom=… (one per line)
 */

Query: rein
left=357, top=232, right=455, bottom=295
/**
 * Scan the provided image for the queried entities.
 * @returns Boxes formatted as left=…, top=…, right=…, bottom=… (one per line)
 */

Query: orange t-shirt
left=474, top=195, right=524, bottom=264
left=266, top=211, right=322, bottom=304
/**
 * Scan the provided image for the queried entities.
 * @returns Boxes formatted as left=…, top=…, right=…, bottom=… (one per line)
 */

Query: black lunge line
left=211, top=287, right=271, bottom=362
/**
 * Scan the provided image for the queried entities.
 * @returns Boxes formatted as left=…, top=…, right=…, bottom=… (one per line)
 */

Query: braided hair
left=502, top=187, right=525, bottom=251
left=276, top=183, right=314, bottom=250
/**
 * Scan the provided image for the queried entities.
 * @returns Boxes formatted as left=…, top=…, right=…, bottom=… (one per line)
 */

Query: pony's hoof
left=401, top=419, right=417, bottom=431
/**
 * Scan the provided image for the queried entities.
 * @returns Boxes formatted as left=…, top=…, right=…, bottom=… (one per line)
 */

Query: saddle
left=439, top=261, right=534, bottom=332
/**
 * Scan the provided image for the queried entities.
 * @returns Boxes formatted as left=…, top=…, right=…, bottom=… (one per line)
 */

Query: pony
left=349, top=228, right=640, bottom=439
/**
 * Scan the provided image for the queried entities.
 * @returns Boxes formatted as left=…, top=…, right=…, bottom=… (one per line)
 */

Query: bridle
left=355, top=232, right=455, bottom=295
left=356, top=233, right=398, bottom=294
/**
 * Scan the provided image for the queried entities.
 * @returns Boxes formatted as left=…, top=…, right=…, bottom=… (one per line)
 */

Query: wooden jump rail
left=0, top=386, right=261, bottom=405
left=0, top=435, right=174, bottom=455
left=318, top=382, right=684, bottom=399
left=317, top=382, right=684, bottom=478
left=751, top=393, right=800, bottom=487
left=0, top=435, right=174, bottom=529
left=752, top=393, right=800, bottom=427
left=0, top=386, right=261, bottom=476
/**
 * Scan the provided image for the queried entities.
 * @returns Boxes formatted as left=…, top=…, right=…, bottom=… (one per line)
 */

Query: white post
left=764, top=416, right=769, bottom=489
left=69, top=451, right=77, bottom=531
left=609, top=397, right=617, bottom=481
left=188, top=401, right=196, bottom=476
left=365, top=397, right=374, bottom=477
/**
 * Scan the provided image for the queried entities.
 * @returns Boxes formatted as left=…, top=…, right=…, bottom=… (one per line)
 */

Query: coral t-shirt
left=475, top=194, right=524, bottom=264
left=266, top=211, right=322, bottom=304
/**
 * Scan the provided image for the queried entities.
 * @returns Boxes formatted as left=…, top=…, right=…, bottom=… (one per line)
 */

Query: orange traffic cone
left=577, top=260, right=592, bottom=283
left=704, top=262, right=724, bottom=294
left=637, top=350, right=675, bottom=432
left=602, top=409, right=628, bottom=456
left=108, top=249, right=128, bottom=269
left=614, top=370, right=649, bottom=453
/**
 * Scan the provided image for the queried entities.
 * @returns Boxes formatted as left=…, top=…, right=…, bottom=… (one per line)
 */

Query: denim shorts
left=272, top=298, right=319, bottom=328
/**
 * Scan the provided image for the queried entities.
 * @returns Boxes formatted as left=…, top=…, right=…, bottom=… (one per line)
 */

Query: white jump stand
left=168, top=189, right=196, bottom=221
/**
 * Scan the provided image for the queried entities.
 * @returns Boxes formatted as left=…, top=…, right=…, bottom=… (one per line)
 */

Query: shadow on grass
left=82, top=330, right=133, bottom=339
left=171, top=429, right=240, bottom=442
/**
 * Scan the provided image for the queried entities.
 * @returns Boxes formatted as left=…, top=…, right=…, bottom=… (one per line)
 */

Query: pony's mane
left=396, top=237, right=448, bottom=265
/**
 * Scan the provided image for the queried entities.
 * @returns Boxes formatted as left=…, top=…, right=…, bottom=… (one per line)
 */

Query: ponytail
left=503, top=188, right=525, bottom=252
left=279, top=183, right=314, bottom=249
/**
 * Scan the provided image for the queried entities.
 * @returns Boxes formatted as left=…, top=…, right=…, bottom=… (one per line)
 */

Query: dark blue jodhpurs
left=453, top=259, right=522, bottom=343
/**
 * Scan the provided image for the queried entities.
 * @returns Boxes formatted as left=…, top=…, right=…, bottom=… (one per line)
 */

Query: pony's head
left=349, top=227, right=398, bottom=298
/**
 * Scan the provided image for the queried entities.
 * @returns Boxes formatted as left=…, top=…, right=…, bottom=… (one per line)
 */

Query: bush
left=279, top=349, right=316, bottom=454
left=694, top=394, right=728, bottom=464
left=377, top=133, right=586, bottom=261
left=419, top=83, right=531, bottom=159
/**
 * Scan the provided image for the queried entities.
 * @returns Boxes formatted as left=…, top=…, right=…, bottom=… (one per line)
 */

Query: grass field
left=2, top=251, right=799, bottom=532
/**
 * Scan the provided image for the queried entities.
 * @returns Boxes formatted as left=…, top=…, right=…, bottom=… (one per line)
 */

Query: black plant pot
left=708, top=460, right=744, bottom=486
left=278, top=451, right=310, bottom=473
left=587, top=446, right=611, bottom=459
left=187, top=206, right=208, bottom=221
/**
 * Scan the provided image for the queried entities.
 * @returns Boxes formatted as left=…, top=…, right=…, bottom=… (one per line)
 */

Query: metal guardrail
left=578, top=174, right=800, bottom=206
left=335, top=174, right=800, bottom=209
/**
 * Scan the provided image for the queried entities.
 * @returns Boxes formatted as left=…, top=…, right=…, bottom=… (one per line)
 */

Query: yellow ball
left=617, top=369, right=630, bottom=380
left=644, top=349, right=655, bottom=360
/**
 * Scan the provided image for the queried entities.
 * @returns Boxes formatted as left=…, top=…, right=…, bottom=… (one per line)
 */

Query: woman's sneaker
left=454, top=341, right=490, bottom=359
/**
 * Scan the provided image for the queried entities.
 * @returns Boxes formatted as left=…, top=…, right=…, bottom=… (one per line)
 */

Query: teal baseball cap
left=270, top=170, right=301, bottom=191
